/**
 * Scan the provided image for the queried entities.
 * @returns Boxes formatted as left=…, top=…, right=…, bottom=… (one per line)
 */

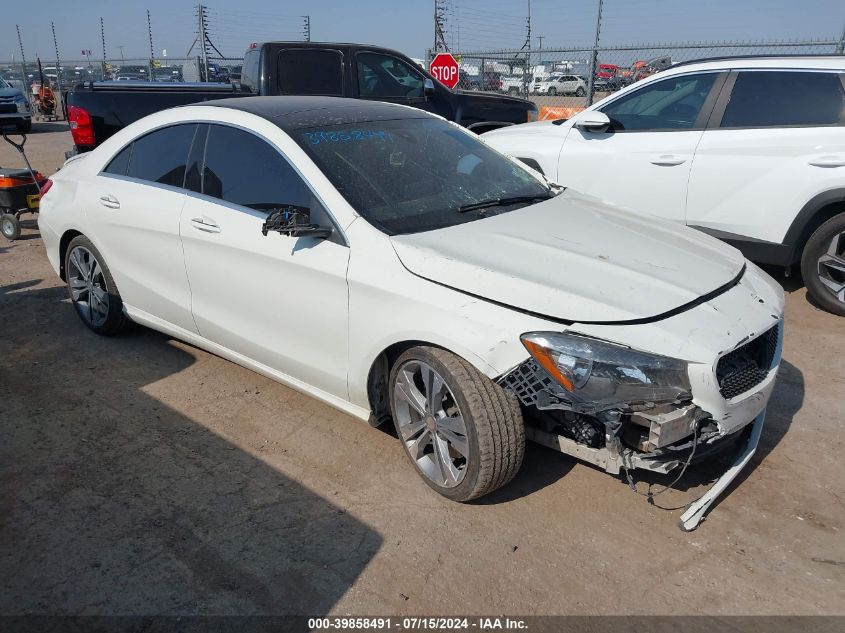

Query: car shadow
left=0, top=278, right=382, bottom=616
left=473, top=443, right=577, bottom=504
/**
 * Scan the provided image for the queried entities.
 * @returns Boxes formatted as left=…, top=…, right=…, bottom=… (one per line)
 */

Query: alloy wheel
left=67, top=245, right=110, bottom=327
left=393, top=360, right=469, bottom=488
left=817, top=230, right=845, bottom=304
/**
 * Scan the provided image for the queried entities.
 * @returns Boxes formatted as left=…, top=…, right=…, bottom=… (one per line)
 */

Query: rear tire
left=64, top=235, right=132, bottom=334
left=576, top=86, right=586, bottom=97
left=389, top=346, right=525, bottom=502
left=800, top=213, right=845, bottom=316
left=1, top=213, right=20, bottom=241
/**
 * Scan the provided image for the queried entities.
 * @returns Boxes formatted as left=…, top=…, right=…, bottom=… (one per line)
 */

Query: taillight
left=40, top=179, right=53, bottom=197
left=68, top=105, right=95, bottom=147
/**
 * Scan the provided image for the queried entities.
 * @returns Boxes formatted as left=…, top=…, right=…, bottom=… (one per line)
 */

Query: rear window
left=277, top=49, right=343, bottom=96
left=125, top=124, right=198, bottom=187
left=721, top=71, right=845, bottom=128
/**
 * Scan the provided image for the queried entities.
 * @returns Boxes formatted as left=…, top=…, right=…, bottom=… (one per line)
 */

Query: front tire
left=548, top=87, right=557, bottom=96
left=64, top=235, right=131, bottom=334
left=389, top=346, right=525, bottom=502
left=801, top=213, right=845, bottom=316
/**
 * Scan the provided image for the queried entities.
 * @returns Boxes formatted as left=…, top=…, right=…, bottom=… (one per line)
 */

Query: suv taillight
left=68, top=105, right=95, bottom=147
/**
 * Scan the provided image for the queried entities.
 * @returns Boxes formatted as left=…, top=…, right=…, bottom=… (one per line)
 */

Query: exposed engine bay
left=497, top=324, right=779, bottom=530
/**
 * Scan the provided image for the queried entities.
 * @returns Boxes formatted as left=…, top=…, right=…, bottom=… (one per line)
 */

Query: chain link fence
left=2, top=37, right=843, bottom=124
left=429, top=38, right=845, bottom=119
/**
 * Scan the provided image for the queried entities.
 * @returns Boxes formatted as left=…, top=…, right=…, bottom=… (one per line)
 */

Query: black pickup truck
left=65, top=42, right=537, bottom=152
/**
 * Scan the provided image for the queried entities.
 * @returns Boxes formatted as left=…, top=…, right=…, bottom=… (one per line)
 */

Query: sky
left=4, top=0, right=844, bottom=64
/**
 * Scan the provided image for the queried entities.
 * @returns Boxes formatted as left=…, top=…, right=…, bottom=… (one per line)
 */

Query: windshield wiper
left=458, top=194, right=553, bottom=213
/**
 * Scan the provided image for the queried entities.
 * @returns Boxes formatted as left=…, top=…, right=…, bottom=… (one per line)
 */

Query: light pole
left=118, top=45, right=125, bottom=63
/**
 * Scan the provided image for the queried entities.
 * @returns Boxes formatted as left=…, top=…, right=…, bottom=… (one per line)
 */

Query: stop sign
left=430, top=53, right=460, bottom=89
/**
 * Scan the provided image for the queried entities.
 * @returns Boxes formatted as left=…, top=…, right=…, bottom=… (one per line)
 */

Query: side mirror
left=573, top=110, right=611, bottom=133
left=424, top=78, right=435, bottom=96
left=261, top=206, right=333, bottom=240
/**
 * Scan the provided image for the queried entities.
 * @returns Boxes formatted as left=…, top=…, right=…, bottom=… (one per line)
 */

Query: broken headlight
left=521, top=332, right=692, bottom=410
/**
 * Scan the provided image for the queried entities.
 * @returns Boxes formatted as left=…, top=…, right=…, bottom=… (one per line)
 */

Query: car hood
left=454, top=90, right=534, bottom=109
left=484, top=120, right=565, bottom=138
left=0, top=87, right=24, bottom=99
left=390, top=190, right=746, bottom=324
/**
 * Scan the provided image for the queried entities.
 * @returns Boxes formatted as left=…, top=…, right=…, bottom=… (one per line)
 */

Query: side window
left=600, top=73, right=717, bottom=131
left=125, top=124, right=198, bottom=187
left=201, top=125, right=314, bottom=214
left=277, top=49, right=343, bottom=96
left=241, top=50, right=260, bottom=93
left=357, top=52, right=425, bottom=99
left=103, top=145, right=132, bottom=176
left=721, top=71, right=845, bottom=128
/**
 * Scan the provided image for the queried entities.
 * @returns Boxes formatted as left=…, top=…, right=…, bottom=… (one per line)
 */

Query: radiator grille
left=716, top=323, right=780, bottom=399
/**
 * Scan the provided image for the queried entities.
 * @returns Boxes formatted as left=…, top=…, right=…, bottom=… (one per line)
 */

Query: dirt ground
left=1, top=123, right=843, bottom=617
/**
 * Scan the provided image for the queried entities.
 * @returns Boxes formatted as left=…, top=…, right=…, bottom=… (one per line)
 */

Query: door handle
left=190, top=217, right=221, bottom=233
left=808, top=156, right=845, bottom=168
left=650, top=155, right=686, bottom=166
left=99, top=195, right=120, bottom=209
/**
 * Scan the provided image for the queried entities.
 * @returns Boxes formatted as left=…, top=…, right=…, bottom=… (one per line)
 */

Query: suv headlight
left=521, top=332, right=691, bottom=409
left=14, top=95, right=29, bottom=113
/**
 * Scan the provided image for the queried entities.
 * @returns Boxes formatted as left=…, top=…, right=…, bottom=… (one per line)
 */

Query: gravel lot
left=1, top=122, right=843, bottom=616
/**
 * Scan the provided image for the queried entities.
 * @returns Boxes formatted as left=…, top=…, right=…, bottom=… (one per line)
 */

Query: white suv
left=486, top=56, right=845, bottom=315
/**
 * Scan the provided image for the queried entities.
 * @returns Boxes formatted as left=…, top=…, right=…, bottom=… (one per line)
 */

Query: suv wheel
left=801, top=213, right=845, bottom=316
left=548, top=87, right=557, bottom=96
left=575, top=86, right=586, bottom=97
left=389, top=346, right=525, bottom=502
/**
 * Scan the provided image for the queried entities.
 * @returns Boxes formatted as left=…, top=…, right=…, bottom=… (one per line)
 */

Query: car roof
left=199, top=96, right=433, bottom=130
left=665, top=55, right=845, bottom=74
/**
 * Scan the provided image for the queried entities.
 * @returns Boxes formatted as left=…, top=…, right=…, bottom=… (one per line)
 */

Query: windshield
left=0, top=77, right=9, bottom=89
left=295, top=118, right=551, bottom=235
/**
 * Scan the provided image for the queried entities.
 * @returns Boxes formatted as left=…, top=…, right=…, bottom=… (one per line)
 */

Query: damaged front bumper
left=498, top=319, right=781, bottom=531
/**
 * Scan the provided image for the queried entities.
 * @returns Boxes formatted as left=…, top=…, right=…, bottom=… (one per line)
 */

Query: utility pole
left=837, top=20, right=845, bottom=54
left=50, top=21, right=62, bottom=90
left=198, top=4, right=209, bottom=81
left=118, top=45, right=125, bottom=63
left=100, top=17, right=107, bottom=79
left=434, top=0, right=449, bottom=53
left=302, top=15, right=311, bottom=42
left=537, top=35, right=544, bottom=50
left=147, top=9, right=155, bottom=78
left=523, top=0, right=532, bottom=94
left=586, top=0, right=604, bottom=106
left=15, top=25, right=27, bottom=90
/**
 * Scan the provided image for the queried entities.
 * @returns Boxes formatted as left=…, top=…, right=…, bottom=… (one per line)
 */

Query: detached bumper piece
left=679, top=411, right=765, bottom=531
left=500, top=356, right=763, bottom=530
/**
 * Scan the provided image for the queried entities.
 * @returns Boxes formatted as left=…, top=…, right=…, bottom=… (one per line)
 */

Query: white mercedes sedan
left=38, top=97, right=784, bottom=530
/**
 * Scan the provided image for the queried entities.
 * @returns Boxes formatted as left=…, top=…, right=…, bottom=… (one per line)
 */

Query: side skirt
left=123, top=305, right=373, bottom=423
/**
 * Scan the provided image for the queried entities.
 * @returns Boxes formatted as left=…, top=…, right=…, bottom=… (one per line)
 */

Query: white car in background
left=38, top=97, right=783, bottom=529
left=484, top=56, right=845, bottom=315
left=533, top=74, right=587, bottom=97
